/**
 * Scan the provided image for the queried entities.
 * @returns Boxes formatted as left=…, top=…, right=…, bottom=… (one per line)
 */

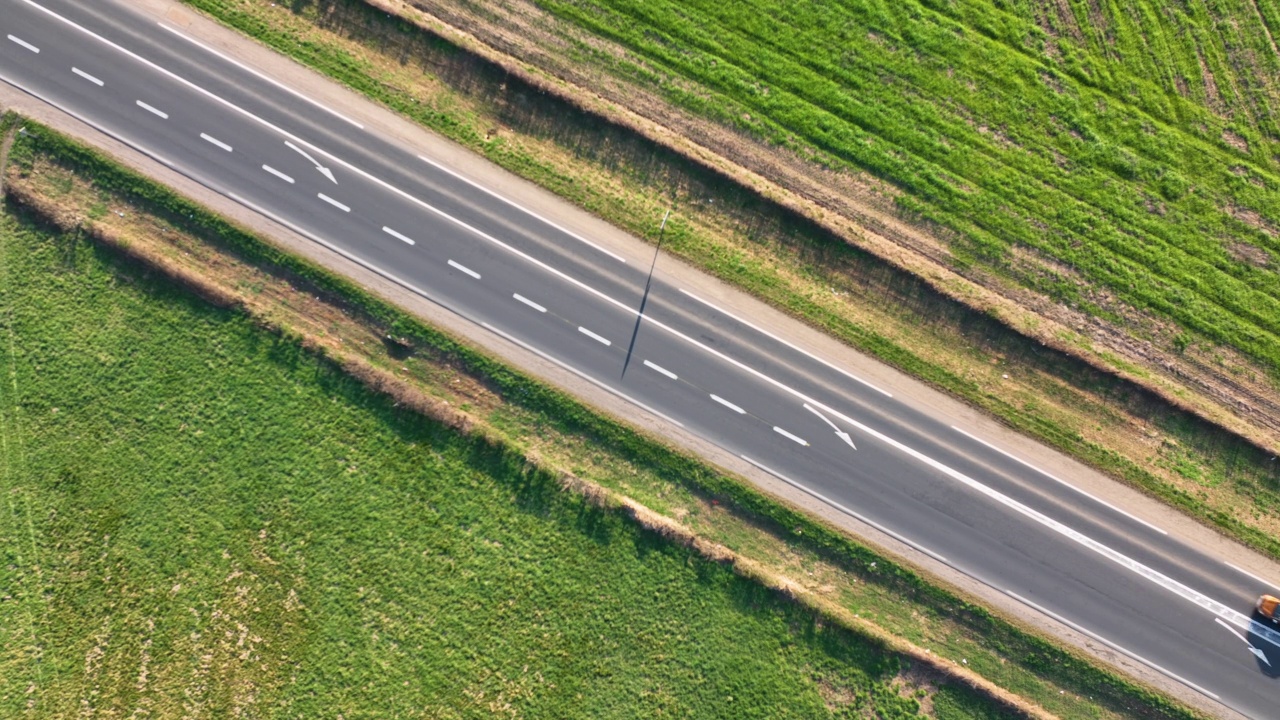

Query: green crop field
left=535, top=0, right=1280, bottom=376
left=0, top=204, right=977, bottom=718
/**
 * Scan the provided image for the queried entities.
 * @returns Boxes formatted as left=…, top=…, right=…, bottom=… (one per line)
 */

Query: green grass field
left=534, top=0, right=1280, bottom=377
left=0, top=204, right=973, bottom=718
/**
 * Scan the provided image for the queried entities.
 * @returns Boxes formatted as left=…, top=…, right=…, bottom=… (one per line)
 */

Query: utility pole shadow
left=621, top=209, right=671, bottom=380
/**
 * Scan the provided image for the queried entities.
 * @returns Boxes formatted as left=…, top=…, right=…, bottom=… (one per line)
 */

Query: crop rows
left=538, top=0, right=1280, bottom=377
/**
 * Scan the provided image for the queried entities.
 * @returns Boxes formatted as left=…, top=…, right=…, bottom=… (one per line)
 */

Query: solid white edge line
left=71, top=67, right=103, bottom=86
left=709, top=394, right=746, bottom=414
left=447, top=259, right=480, bottom=279
left=20, top=2, right=1259, bottom=659
left=950, top=425, right=1168, bottom=536
left=512, top=293, right=546, bottom=313
left=1226, top=562, right=1277, bottom=590
left=482, top=323, right=683, bottom=428
left=158, top=22, right=365, bottom=129
left=578, top=327, right=611, bottom=346
left=382, top=226, right=415, bottom=245
left=317, top=193, right=350, bottom=212
left=773, top=426, right=810, bottom=446
left=200, top=132, right=232, bottom=152
left=644, top=360, right=677, bottom=380
left=679, top=287, right=892, bottom=398
left=1006, top=591, right=1221, bottom=702
left=417, top=154, right=626, bottom=263
left=7, top=35, right=39, bottom=53
left=261, top=165, right=295, bottom=184
left=741, top=455, right=949, bottom=564
left=135, top=100, right=168, bottom=119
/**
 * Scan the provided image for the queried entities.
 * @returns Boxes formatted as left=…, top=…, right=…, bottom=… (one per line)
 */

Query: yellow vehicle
left=1257, top=594, right=1280, bottom=620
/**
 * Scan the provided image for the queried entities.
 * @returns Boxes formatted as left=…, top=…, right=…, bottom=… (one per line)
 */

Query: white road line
left=200, top=133, right=232, bottom=152
left=448, top=259, right=480, bottom=279
left=950, top=426, right=1167, bottom=536
left=135, top=100, right=168, bottom=119
left=417, top=154, right=626, bottom=263
left=644, top=360, right=677, bottom=380
left=1226, top=562, right=1278, bottom=590
left=513, top=293, right=546, bottom=312
left=483, top=322, right=683, bottom=428
left=710, top=394, right=746, bottom=414
left=381, top=226, right=415, bottom=245
left=218, top=170, right=1277, bottom=678
left=742, top=456, right=948, bottom=564
left=71, top=67, right=103, bottom=86
left=7, top=35, right=39, bottom=53
left=1007, top=591, right=1221, bottom=702
left=23, top=1, right=1257, bottom=653
left=317, top=193, right=349, bottom=212
left=159, top=23, right=365, bottom=129
left=774, top=426, right=810, bottom=446
left=679, top=288, right=892, bottom=398
left=578, top=327, right=611, bottom=346
left=261, top=165, right=294, bottom=184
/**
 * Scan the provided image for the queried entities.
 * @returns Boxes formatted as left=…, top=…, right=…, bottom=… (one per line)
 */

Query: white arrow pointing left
left=285, top=140, right=337, bottom=184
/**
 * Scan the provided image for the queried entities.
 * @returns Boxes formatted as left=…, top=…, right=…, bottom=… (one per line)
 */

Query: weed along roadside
left=169, top=0, right=1280, bottom=569
left=0, top=112, right=1207, bottom=718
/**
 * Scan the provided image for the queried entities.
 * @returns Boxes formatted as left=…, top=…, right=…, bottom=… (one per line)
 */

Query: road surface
left=3, top=0, right=1279, bottom=715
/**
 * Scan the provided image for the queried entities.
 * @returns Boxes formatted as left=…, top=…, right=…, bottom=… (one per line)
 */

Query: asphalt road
left=3, top=0, right=1279, bottom=715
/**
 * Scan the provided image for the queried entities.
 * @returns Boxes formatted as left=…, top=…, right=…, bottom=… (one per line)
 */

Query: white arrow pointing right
left=803, top=403, right=856, bottom=450
left=285, top=140, right=337, bottom=184
left=1216, top=617, right=1272, bottom=666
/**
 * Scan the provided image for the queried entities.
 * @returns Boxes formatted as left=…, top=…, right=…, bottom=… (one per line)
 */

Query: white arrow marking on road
left=804, top=403, right=856, bottom=450
left=1215, top=617, right=1271, bottom=666
left=285, top=140, right=337, bottom=184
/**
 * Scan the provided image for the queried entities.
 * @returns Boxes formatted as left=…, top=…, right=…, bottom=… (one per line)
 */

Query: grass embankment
left=174, top=0, right=1280, bottom=563
left=0, top=115, right=1204, bottom=717
left=1, top=136, right=985, bottom=718
left=536, top=0, right=1280, bottom=381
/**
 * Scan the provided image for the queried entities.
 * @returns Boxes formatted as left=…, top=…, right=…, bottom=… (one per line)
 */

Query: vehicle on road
left=1256, top=594, right=1280, bottom=621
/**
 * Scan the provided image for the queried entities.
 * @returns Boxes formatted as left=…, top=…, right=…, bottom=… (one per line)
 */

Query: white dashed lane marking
left=448, top=260, right=480, bottom=279
left=644, top=360, right=677, bottom=380
left=710, top=394, right=746, bottom=414
left=513, top=294, right=546, bottom=312
left=72, top=67, right=103, bottom=86
left=136, top=100, right=168, bottom=119
left=578, top=327, right=611, bottom=346
left=317, top=193, right=349, bottom=212
left=7, top=35, right=39, bottom=53
left=773, top=426, right=810, bottom=446
left=262, top=165, right=294, bottom=184
left=200, top=133, right=232, bottom=152
left=382, top=227, right=415, bottom=245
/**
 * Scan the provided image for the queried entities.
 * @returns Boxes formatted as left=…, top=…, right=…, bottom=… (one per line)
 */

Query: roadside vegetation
left=173, top=0, right=1280, bottom=563
left=0, top=135, right=972, bottom=719
left=537, top=0, right=1280, bottom=382
left=0, top=117, right=1205, bottom=718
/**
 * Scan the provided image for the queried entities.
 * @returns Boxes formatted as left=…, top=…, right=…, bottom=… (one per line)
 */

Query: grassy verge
left=0, top=114, right=1206, bottom=717
left=532, top=0, right=1280, bottom=381
left=173, top=0, right=1280, bottom=563
left=0, top=202, right=948, bottom=720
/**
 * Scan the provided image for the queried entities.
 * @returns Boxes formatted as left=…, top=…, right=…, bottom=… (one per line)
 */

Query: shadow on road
left=1246, top=611, right=1280, bottom=677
